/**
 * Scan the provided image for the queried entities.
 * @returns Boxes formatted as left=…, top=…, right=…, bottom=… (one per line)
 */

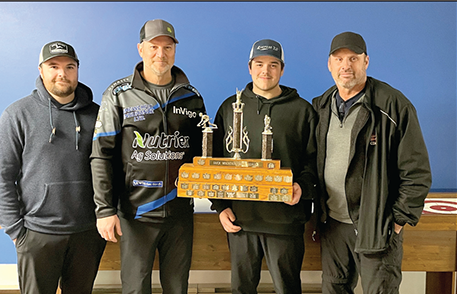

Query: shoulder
left=104, top=76, right=133, bottom=96
left=312, top=85, right=337, bottom=109
left=217, top=94, right=237, bottom=110
left=0, top=95, right=37, bottom=129
left=368, top=77, right=413, bottom=108
left=86, top=101, right=100, bottom=113
left=281, top=86, right=316, bottom=113
left=3, top=94, right=36, bottom=114
left=183, top=84, right=202, bottom=97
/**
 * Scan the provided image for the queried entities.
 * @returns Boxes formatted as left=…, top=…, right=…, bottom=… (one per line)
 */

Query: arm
left=209, top=105, right=232, bottom=214
left=294, top=110, right=318, bottom=203
left=90, top=90, right=123, bottom=241
left=392, top=104, right=432, bottom=227
left=0, top=110, right=24, bottom=241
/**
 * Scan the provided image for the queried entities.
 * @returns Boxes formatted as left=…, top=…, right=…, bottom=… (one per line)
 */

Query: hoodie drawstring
left=48, top=99, right=56, bottom=143
left=73, top=111, right=80, bottom=150
left=48, top=98, right=81, bottom=150
left=257, top=98, right=261, bottom=115
left=256, top=96, right=273, bottom=117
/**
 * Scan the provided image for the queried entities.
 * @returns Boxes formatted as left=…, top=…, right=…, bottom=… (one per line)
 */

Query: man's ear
left=38, top=65, right=44, bottom=79
left=137, top=42, right=143, bottom=59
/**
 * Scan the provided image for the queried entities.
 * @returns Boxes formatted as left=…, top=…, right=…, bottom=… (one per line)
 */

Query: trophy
left=225, top=89, right=250, bottom=159
left=176, top=89, right=293, bottom=202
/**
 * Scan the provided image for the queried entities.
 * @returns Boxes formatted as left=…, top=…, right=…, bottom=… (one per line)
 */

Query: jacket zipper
left=162, top=84, right=188, bottom=217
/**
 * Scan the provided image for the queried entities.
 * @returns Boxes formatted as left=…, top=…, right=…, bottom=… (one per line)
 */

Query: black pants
left=320, top=217, right=403, bottom=294
left=228, top=230, right=304, bottom=294
left=16, top=228, right=106, bottom=294
left=119, top=215, right=193, bottom=294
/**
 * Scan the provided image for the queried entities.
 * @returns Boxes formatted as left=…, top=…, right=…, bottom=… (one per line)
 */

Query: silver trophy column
left=226, top=89, right=250, bottom=159
left=261, top=115, right=273, bottom=160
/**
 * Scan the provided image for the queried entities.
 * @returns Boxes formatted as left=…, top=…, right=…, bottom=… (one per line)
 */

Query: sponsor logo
left=131, top=150, right=185, bottom=162
left=124, top=104, right=155, bottom=122
left=49, top=42, right=69, bottom=54
left=112, top=82, right=132, bottom=95
left=173, top=106, right=197, bottom=118
left=95, top=120, right=103, bottom=129
left=132, top=131, right=190, bottom=149
left=256, top=45, right=279, bottom=52
left=93, top=120, right=103, bottom=138
left=133, top=180, right=163, bottom=188
left=131, top=131, right=189, bottom=162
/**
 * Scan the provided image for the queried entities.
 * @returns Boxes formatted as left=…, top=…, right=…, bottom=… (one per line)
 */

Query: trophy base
left=177, top=157, right=293, bottom=202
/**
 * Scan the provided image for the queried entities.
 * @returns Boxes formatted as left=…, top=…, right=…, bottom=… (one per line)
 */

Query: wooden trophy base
left=177, top=156, right=293, bottom=202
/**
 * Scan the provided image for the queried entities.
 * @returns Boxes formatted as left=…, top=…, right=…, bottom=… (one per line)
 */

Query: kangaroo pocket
left=29, top=181, right=96, bottom=228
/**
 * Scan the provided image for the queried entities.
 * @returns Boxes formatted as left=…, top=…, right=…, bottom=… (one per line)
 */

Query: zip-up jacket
left=91, top=62, right=205, bottom=222
left=210, top=83, right=318, bottom=236
left=312, top=77, right=432, bottom=253
left=0, top=77, right=99, bottom=240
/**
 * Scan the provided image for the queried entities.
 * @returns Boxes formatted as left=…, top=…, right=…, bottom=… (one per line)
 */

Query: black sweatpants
left=320, top=217, right=403, bottom=294
left=119, top=215, right=193, bottom=294
left=16, top=228, right=106, bottom=294
left=228, top=230, right=304, bottom=294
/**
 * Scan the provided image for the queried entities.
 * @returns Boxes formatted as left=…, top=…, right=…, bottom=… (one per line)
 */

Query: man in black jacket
left=91, top=19, right=205, bottom=294
left=210, top=39, right=318, bottom=294
left=312, top=32, right=432, bottom=294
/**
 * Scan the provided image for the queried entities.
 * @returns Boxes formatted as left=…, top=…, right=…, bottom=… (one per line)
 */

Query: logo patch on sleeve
left=112, top=82, right=132, bottom=95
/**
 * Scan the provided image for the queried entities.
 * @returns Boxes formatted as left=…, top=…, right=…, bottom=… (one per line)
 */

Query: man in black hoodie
left=210, top=39, right=318, bottom=294
left=0, top=41, right=105, bottom=293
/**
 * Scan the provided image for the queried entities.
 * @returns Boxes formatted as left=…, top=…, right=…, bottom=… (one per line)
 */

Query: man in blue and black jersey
left=90, top=19, right=206, bottom=294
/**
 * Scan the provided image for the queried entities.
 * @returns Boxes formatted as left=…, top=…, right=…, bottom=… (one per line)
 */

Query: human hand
left=394, top=223, right=403, bottom=234
left=219, top=208, right=242, bottom=233
left=97, top=215, right=122, bottom=242
left=284, top=183, right=301, bottom=206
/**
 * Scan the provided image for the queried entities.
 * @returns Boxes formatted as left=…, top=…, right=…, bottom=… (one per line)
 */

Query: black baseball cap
left=39, top=41, right=79, bottom=65
left=140, top=19, right=178, bottom=44
left=249, top=39, right=284, bottom=64
left=329, top=32, right=367, bottom=55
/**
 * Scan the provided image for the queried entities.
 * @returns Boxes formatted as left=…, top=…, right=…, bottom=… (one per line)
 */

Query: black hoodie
left=210, top=83, right=318, bottom=236
left=0, top=76, right=99, bottom=240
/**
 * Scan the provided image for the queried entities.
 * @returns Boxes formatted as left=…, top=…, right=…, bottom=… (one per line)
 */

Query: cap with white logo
left=249, top=39, right=284, bottom=64
left=39, top=41, right=79, bottom=66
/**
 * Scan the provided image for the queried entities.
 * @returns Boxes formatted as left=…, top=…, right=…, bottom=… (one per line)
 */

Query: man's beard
left=50, top=79, right=76, bottom=98
left=151, top=63, right=171, bottom=77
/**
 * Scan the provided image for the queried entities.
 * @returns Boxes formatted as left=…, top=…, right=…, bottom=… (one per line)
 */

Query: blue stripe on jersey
left=93, top=130, right=121, bottom=141
left=167, top=92, right=195, bottom=106
left=134, top=189, right=177, bottom=219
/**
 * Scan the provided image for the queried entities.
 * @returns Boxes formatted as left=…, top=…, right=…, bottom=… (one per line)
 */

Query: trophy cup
left=176, top=89, right=293, bottom=202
